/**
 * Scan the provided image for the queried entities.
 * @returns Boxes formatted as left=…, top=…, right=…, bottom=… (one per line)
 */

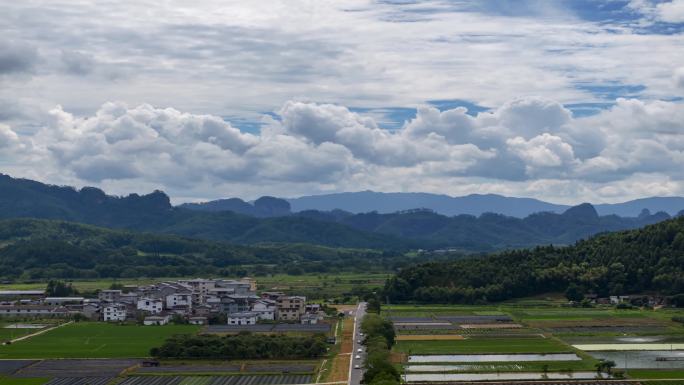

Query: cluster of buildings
left=0, top=278, right=325, bottom=326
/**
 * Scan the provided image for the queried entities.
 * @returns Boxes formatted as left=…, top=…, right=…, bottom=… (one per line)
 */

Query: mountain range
left=1, top=173, right=681, bottom=252
left=183, top=190, right=684, bottom=218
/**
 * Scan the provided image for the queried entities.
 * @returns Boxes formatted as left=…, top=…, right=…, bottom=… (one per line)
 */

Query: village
left=0, top=278, right=329, bottom=327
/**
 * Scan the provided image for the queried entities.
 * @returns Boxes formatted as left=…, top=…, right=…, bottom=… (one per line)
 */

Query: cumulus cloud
left=2, top=96, right=684, bottom=203
left=507, top=134, right=578, bottom=176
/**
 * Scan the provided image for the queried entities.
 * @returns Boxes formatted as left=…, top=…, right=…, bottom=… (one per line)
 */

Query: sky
left=1, top=0, right=684, bottom=204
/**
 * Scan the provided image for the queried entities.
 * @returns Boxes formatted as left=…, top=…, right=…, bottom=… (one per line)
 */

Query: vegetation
left=298, top=203, right=672, bottom=251
left=0, top=219, right=423, bottom=280
left=150, top=333, right=328, bottom=359
left=0, top=322, right=199, bottom=358
left=361, top=314, right=399, bottom=385
left=0, top=174, right=674, bottom=253
left=385, top=216, right=684, bottom=303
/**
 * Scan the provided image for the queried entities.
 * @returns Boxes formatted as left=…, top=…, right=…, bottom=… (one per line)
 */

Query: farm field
left=0, top=272, right=388, bottom=300
left=0, top=322, right=200, bottom=359
left=0, top=327, right=37, bottom=341
left=387, top=301, right=684, bottom=382
left=627, top=370, right=684, bottom=379
left=395, top=336, right=571, bottom=354
left=0, top=377, right=48, bottom=385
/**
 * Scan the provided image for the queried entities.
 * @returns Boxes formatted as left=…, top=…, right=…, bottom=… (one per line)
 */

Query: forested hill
left=0, top=219, right=406, bottom=280
left=0, top=174, right=415, bottom=250
left=296, top=204, right=672, bottom=251
left=0, top=174, right=677, bottom=252
left=384, top=216, right=684, bottom=303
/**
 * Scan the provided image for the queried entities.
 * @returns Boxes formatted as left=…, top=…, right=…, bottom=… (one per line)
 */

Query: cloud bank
left=1, top=97, right=683, bottom=204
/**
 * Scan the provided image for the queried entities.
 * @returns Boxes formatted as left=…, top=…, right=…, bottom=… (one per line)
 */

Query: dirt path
left=327, top=317, right=354, bottom=383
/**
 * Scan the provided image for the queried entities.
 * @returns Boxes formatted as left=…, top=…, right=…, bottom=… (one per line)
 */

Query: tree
left=367, top=298, right=381, bottom=313
left=564, top=283, right=584, bottom=302
left=46, top=280, right=77, bottom=297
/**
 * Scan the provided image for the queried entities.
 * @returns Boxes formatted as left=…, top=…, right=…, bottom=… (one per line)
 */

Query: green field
left=394, top=336, right=572, bottom=354
left=0, top=377, right=47, bottom=385
left=627, top=370, right=684, bottom=379
left=0, top=328, right=37, bottom=341
left=0, top=322, right=200, bottom=358
left=0, top=272, right=389, bottom=300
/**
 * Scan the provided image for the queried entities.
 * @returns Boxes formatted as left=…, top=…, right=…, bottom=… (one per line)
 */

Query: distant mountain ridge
left=0, top=173, right=679, bottom=252
left=285, top=191, right=684, bottom=218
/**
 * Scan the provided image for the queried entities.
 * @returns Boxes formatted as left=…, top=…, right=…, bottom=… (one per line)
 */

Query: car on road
left=357, top=348, right=363, bottom=352
left=354, top=365, right=361, bottom=369
left=355, top=355, right=361, bottom=359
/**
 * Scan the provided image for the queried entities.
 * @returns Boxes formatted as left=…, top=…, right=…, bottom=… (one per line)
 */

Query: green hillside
left=385, top=216, right=684, bottom=303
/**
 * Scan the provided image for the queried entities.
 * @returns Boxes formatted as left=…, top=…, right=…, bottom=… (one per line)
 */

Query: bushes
left=361, top=314, right=399, bottom=385
left=150, top=332, right=327, bottom=359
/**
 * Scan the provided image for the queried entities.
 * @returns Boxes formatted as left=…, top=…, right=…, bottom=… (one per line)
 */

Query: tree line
left=361, top=314, right=399, bottom=385
left=150, top=332, right=328, bottom=359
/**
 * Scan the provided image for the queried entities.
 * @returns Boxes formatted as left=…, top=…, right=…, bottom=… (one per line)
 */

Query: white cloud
left=675, top=67, right=684, bottom=89
left=0, top=124, right=20, bottom=149
left=507, top=133, right=578, bottom=176
left=1, top=96, right=682, bottom=204
left=657, top=0, right=684, bottom=23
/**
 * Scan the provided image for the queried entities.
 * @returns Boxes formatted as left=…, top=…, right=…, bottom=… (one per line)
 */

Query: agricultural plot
left=0, top=323, right=200, bottom=359
left=136, top=364, right=241, bottom=374
left=45, top=378, right=112, bottom=385
left=404, top=371, right=609, bottom=382
left=395, top=336, right=572, bottom=354
left=205, top=324, right=330, bottom=334
left=12, top=359, right=140, bottom=378
left=0, top=360, right=36, bottom=375
left=244, top=363, right=316, bottom=373
left=119, top=375, right=313, bottom=385
left=0, top=377, right=48, bottom=385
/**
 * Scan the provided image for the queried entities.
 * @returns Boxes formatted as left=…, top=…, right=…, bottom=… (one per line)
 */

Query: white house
left=166, top=292, right=192, bottom=310
left=144, top=314, right=171, bottom=326
left=251, top=299, right=276, bottom=321
left=103, top=304, right=127, bottom=322
left=227, top=311, right=258, bottom=325
left=137, top=298, right=163, bottom=314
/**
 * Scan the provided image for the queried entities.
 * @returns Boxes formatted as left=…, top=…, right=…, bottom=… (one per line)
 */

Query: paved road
left=348, top=302, right=366, bottom=385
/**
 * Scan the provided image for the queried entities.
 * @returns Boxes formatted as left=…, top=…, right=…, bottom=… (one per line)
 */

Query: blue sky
left=0, top=0, right=683, bottom=204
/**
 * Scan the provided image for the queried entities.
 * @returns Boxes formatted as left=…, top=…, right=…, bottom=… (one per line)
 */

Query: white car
left=355, top=355, right=361, bottom=359
left=357, top=348, right=363, bottom=352
left=354, top=365, right=361, bottom=369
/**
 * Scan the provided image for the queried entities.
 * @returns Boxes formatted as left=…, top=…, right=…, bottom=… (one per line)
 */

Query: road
left=348, top=301, right=366, bottom=385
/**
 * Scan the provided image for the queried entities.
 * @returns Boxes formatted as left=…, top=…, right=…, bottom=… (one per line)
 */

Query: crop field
left=0, top=327, right=38, bottom=341
left=396, top=335, right=465, bottom=341
left=45, top=378, right=112, bottom=385
left=0, top=377, right=48, bottom=385
left=0, top=360, right=36, bottom=375
left=0, top=323, right=200, bottom=359
left=395, top=336, right=571, bottom=354
left=627, top=370, right=684, bottom=379
left=388, top=302, right=684, bottom=382
left=119, top=375, right=314, bottom=385
left=11, top=359, right=140, bottom=378
left=0, top=272, right=389, bottom=300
